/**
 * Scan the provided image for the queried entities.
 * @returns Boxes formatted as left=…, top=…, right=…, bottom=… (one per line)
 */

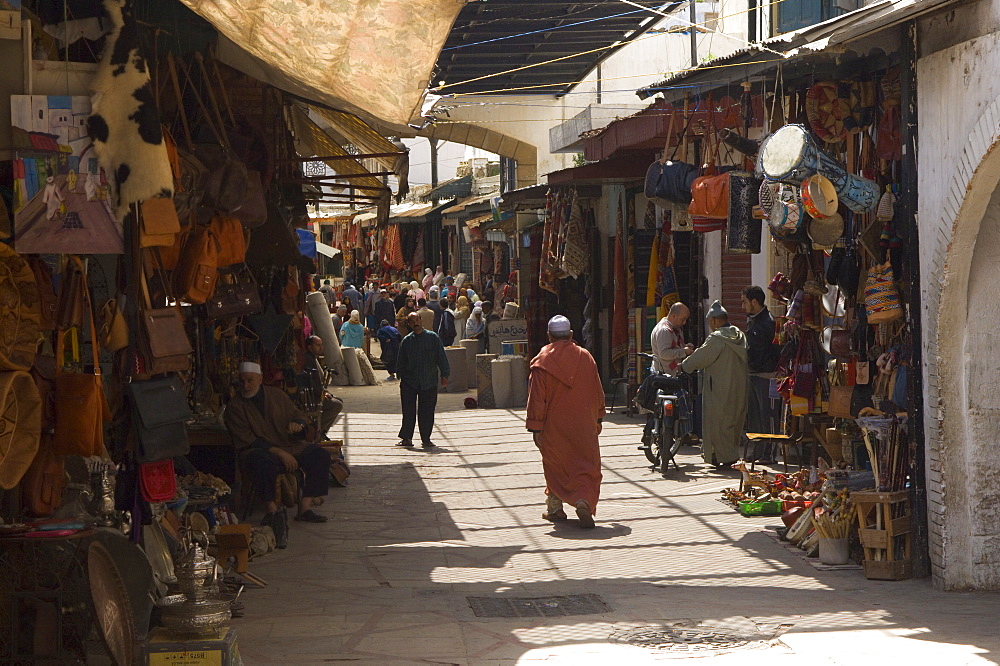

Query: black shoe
left=421, top=441, right=437, bottom=449
left=397, top=438, right=413, bottom=447
left=273, top=508, right=288, bottom=549
left=295, top=509, right=328, bottom=523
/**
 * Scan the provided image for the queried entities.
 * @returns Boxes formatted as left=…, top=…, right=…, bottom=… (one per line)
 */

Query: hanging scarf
left=611, top=192, right=629, bottom=365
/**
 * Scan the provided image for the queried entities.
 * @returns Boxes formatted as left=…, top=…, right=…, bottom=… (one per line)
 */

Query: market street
left=236, top=382, right=1000, bottom=665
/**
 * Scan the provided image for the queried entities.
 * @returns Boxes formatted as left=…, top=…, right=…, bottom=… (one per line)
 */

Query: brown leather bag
left=140, top=196, right=182, bottom=248
left=210, top=215, right=246, bottom=267
left=139, top=271, right=193, bottom=375
left=173, top=224, right=221, bottom=305
left=28, top=256, right=58, bottom=332
left=53, top=258, right=111, bottom=457
left=98, top=298, right=128, bottom=353
left=236, top=170, right=268, bottom=228
left=828, top=385, right=855, bottom=419
left=688, top=170, right=730, bottom=219
left=21, top=433, right=66, bottom=517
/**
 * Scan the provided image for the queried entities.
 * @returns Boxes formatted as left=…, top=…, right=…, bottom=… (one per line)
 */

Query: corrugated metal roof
left=442, top=192, right=495, bottom=215
left=636, top=0, right=954, bottom=101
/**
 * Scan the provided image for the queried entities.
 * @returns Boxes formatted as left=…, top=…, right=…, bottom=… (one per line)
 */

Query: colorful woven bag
left=864, top=261, right=903, bottom=324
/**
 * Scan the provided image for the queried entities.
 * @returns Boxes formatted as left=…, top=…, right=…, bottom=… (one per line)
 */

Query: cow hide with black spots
left=87, top=0, right=172, bottom=221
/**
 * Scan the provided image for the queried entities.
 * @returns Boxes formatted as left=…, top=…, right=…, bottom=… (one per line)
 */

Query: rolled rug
left=357, top=350, right=379, bottom=386
left=461, top=339, right=479, bottom=388
left=476, top=354, right=498, bottom=408
left=341, top=347, right=365, bottom=386
left=509, top=355, right=529, bottom=407
left=444, top=347, right=468, bottom=392
left=306, top=292, right=348, bottom=386
left=491, top=358, right=513, bottom=409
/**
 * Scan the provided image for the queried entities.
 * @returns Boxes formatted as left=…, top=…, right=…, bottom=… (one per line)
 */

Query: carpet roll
left=342, top=347, right=365, bottom=386
left=476, top=353, right=497, bottom=408
left=307, top=292, right=348, bottom=386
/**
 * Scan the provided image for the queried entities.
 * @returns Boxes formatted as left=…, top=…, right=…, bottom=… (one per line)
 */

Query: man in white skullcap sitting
left=225, top=361, right=331, bottom=547
left=526, top=315, right=606, bottom=528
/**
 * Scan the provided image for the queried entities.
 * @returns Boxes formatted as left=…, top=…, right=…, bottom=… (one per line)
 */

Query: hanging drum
left=757, top=124, right=880, bottom=213
left=768, top=184, right=805, bottom=240
left=801, top=174, right=839, bottom=219
left=808, top=212, right=845, bottom=248
left=0, top=370, right=42, bottom=490
left=0, top=243, right=41, bottom=372
left=726, top=171, right=763, bottom=254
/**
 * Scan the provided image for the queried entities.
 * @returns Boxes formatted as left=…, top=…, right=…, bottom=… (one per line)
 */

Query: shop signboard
left=487, top=318, right=527, bottom=354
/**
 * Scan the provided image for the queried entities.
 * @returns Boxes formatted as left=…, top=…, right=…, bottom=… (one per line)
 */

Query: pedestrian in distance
left=396, top=312, right=450, bottom=449
left=526, top=315, right=606, bottom=529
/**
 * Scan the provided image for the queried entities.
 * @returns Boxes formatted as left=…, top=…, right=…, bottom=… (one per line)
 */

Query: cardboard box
left=145, top=626, right=241, bottom=666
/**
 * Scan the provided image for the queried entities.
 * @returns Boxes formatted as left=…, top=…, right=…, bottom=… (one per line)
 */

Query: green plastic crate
left=738, top=500, right=783, bottom=516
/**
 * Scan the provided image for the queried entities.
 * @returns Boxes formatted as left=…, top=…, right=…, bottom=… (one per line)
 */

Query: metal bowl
left=156, top=593, right=233, bottom=635
left=160, top=608, right=231, bottom=635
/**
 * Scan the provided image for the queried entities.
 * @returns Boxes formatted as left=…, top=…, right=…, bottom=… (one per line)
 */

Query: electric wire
left=442, top=8, right=649, bottom=51
left=438, top=0, right=791, bottom=93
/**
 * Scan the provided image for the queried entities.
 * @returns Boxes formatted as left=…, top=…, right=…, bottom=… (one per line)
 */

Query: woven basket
left=864, top=261, right=903, bottom=324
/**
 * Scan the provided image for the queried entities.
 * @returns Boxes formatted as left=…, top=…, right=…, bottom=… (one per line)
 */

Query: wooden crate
left=853, top=490, right=912, bottom=580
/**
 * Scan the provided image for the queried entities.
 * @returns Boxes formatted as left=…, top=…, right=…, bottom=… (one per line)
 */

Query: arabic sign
left=487, top=319, right=527, bottom=354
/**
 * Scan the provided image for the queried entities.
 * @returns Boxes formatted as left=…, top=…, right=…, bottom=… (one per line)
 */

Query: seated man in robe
left=300, top=335, right=344, bottom=437
left=225, top=362, right=331, bottom=548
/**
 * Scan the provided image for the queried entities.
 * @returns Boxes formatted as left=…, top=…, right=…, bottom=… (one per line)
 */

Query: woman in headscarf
left=339, top=310, right=365, bottom=348
left=433, top=265, right=445, bottom=287
left=454, top=295, right=471, bottom=337
left=466, top=285, right=480, bottom=303
left=422, top=267, right=434, bottom=292
left=408, top=280, right=425, bottom=302
left=396, top=296, right=416, bottom=335
left=466, top=306, right=485, bottom=339
left=376, top=319, right=403, bottom=380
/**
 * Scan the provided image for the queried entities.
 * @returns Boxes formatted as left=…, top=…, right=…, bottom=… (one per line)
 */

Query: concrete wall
left=917, top=0, right=1000, bottom=590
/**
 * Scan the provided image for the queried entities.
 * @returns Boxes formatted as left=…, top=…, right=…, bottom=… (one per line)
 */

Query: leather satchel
left=173, top=224, right=221, bottom=305
left=98, top=298, right=128, bottom=353
left=129, top=376, right=192, bottom=462
left=689, top=169, right=731, bottom=219
left=236, top=170, right=268, bottom=228
left=139, top=274, right=192, bottom=375
left=210, top=215, right=246, bottom=267
left=206, top=269, right=262, bottom=319
left=53, top=259, right=111, bottom=457
left=645, top=160, right=699, bottom=206
left=828, top=385, right=854, bottom=419
left=140, top=196, right=182, bottom=248
left=21, top=433, right=65, bottom=517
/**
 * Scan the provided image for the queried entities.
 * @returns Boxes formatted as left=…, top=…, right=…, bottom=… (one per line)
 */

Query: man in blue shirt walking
left=396, top=312, right=450, bottom=449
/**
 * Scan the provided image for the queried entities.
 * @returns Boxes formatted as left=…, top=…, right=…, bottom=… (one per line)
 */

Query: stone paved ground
left=236, top=381, right=1000, bottom=664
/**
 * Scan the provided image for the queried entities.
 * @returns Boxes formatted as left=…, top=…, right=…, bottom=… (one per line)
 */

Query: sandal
left=542, top=509, right=568, bottom=522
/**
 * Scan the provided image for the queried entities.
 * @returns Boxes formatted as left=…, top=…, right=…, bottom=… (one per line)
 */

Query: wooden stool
left=211, top=523, right=253, bottom=573
left=743, top=433, right=792, bottom=470
left=853, top=490, right=912, bottom=580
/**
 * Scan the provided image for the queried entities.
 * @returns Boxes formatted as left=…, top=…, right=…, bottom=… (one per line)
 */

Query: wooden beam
left=283, top=151, right=405, bottom=164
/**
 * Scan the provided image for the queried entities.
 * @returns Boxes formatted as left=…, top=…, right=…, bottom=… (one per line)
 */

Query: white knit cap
left=238, top=361, right=262, bottom=375
left=548, top=315, right=571, bottom=333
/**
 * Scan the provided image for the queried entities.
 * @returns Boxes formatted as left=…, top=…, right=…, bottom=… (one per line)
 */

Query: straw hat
left=0, top=371, right=42, bottom=490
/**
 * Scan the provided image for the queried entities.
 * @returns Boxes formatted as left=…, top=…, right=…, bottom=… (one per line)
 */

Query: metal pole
left=689, top=0, right=698, bottom=68
left=430, top=139, right=440, bottom=189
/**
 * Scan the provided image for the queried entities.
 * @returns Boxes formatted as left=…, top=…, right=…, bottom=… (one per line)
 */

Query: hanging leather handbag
left=140, top=459, right=178, bottom=502
left=205, top=268, right=262, bottom=319
left=140, top=196, right=182, bottom=248
left=210, top=215, right=247, bottom=268
left=139, top=273, right=192, bottom=375
left=828, top=385, right=854, bottom=418
left=53, top=259, right=111, bottom=457
left=236, top=170, right=268, bottom=228
left=27, top=255, right=58, bottom=332
left=173, top=224, right=221, bottom=305
left=21, top=433, right=66, bottom=517
left=98, top=298, right=129, bottom=353
left=725, top=171, right=763, bottom=253
left=129, top=376, right=191, bottom=463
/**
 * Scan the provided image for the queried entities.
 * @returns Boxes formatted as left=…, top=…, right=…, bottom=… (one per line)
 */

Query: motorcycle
left=636, top=352, right=694, bottom=475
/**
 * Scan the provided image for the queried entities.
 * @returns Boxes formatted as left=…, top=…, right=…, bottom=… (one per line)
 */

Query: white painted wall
left=917, top=1, right=1000, bottom=590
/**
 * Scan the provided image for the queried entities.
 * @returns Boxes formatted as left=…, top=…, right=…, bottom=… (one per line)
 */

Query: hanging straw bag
left=863, top=261, right=903, bottom=324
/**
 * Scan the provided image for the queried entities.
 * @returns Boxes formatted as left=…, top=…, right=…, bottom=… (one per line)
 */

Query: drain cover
left=467, top=594, right=611, bottom=618
left=609, top=625, right=760, bottom=653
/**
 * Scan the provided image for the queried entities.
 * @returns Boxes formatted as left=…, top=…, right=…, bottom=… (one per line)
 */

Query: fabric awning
left=315, top=242, right=342, bottom=258
left=286, top=105, right=385, bottom=193
left=182, top=0, right=466, bottom=127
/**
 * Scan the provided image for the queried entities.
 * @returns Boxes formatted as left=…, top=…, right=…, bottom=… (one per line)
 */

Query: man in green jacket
left=681, top=300, right=748, bottom=468
left=396, top=312, right=450, bottom=449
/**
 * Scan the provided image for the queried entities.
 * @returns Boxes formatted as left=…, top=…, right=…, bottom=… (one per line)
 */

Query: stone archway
left=926, top=100, right=1000, bottom=590
left=415, top=122, right=538, bottom=189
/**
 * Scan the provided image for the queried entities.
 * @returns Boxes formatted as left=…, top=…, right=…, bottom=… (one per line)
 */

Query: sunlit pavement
left=236, top=381, right=1000, bottom=664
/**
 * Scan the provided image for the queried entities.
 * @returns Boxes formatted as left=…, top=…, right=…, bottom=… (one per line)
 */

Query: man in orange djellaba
left=525, top=315, right=606, bottom=528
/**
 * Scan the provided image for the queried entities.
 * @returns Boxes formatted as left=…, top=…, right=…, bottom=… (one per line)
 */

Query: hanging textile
left=626, top=192, right=638, bottom=388
left=539, top=190, right=560, bottom=295
left=561, top=196, right=589, bottom=278
left=412, top=228, right=425, bottom=272
left=381, top=224, right=404, bottom=270
left=645, top=232, right=660, bottom=308
left=611, top=192, right=629, bottom=365
left=657, top=220, right=680, bottom=319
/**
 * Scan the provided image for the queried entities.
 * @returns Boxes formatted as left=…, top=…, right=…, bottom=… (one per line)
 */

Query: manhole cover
left=467, top=594, right=611, bottom=618
left=609, top=625, right=760, bottom=653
